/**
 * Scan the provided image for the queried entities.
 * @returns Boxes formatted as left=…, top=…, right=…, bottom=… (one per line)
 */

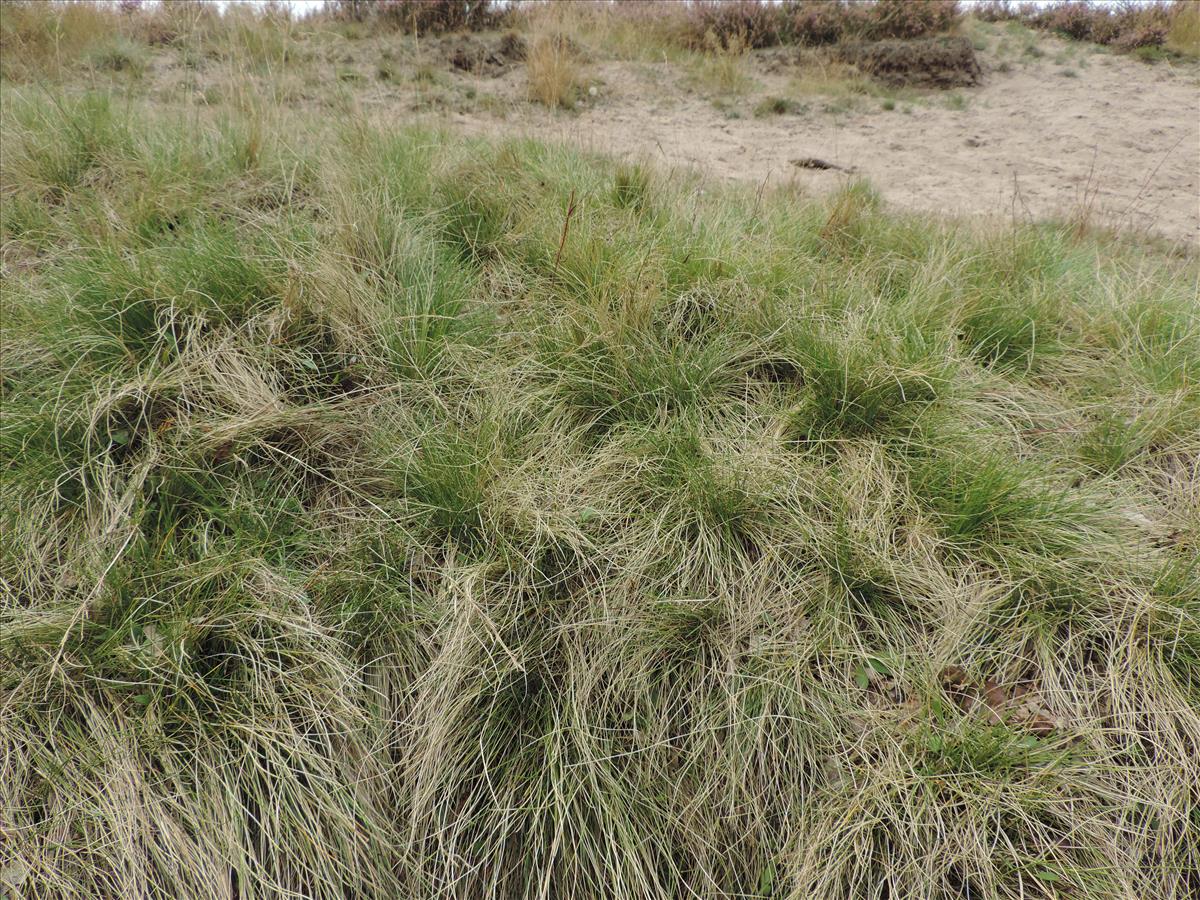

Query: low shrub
left=972, top=0, right=1191, bottom=58
left=678, top=0, right=961, bottom=52
left=681, top=0, right=790, bottom=50
left=328, top=0, right=503, bottom=34
left=1034, top=1, right=1095, bottom=42
left=839, top=35, right=981, bottom=89
left=754, top=95, right=805, bottom=116
left=1114, top=24, right=1168, bottom=53
left=852, top=0, right=960, bottom=42
left=87, top=36, right=149, bottom=75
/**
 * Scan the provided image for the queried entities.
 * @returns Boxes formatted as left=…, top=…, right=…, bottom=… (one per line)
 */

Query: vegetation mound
left=440, top=31, right=527, bottom=76
left=839, top=35, right=982, bottom=88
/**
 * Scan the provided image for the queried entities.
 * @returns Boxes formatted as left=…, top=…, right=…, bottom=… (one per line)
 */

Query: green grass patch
left=1, top=74, right=1198, bottom=900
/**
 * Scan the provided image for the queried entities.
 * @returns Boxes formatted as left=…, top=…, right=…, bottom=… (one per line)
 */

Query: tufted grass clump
left=2, top=73, right=1198, bottom=900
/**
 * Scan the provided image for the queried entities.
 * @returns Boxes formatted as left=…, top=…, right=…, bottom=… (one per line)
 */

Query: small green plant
left=87, top=37, right=148, bottom=76
left=612, top=163, right=650, bottom=210
left=944, top=91, right=969, bottom=110
left=1132, top=44, right=1170, bottom=63
left=754, top=95, right=804, bottom=117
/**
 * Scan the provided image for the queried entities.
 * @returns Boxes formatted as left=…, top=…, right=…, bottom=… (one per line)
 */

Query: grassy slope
left=2, top=19, right=1200, bottom=900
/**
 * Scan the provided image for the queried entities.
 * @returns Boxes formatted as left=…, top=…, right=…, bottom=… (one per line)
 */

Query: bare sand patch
left=376, top=28, right=1199, bottom=246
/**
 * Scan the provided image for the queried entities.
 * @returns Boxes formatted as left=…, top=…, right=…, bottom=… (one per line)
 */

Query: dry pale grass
left=525, top=31, right=582, bottom=109
left=1167, top=0, right=1200, bottom=57
left=0, top=0, right=118, bottom=80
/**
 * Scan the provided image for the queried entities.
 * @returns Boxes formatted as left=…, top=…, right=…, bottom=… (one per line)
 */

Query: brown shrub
left=1034, top=2, right=1170, bottom=51
left=680, top=0, right=789, bottom=50
left=969, top=0, right=1180, bottom=56
left=789, top=2, right=845, bottom=46
left=329, top=0, right=502, bottom=34
left=970, top=1, right=1020, bottom=25
left=1113, top=24, right=1169, bottom=53
left=1032, top=1, right=1095, bottom=42
left=851, top=0, right=960, bottom=42
left=1087, top=15, right=1123, bottom=46
left=677, top=0, right=961, bottom=52
left=498, top=30, right=526, bottom=61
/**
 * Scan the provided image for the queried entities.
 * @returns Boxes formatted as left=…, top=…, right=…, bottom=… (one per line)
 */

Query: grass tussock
left=0, top=0, right=302, bottom=81
left=0, top=0, right=119, bottom=80
left=689, top=30, right=754, bottom=96
left=525, top=30, right=582, bottom=109
left=2, top=17, right=1200, bottom=900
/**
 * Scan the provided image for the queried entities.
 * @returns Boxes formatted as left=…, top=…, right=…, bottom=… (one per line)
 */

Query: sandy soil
left=144, top=23, right=1197, bottom=244
left=377, top=28, right=1200, bottom=246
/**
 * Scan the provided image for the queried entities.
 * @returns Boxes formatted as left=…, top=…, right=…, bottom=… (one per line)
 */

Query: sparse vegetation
left=783, top=54, right=892, bottom=106
left=689, top=31, right=755, bottom=96
left=86, top=35, right=149, bottom=76
left=975, top=0, right=1199, bottom=59
left=2, top=3, right=1199, bottom=900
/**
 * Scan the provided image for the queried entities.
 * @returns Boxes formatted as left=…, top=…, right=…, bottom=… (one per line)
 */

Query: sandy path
left=435, top=32, right=1199, bottom=245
